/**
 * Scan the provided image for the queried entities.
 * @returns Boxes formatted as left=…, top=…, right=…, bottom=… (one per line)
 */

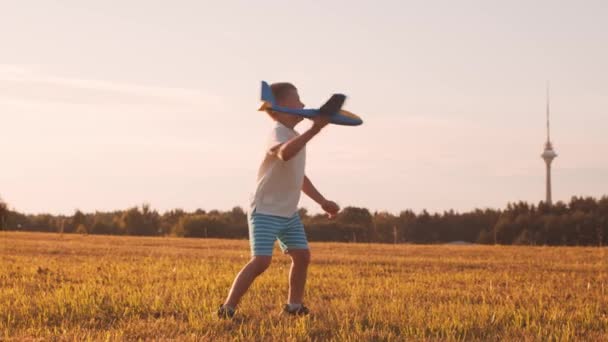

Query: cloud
left=0, top=64, right=30, bottom=74
left=0, top=64, right=222, bottom=107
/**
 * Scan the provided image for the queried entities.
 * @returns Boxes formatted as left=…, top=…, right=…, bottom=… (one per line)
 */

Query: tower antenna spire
left=546, top=81, right=551, bottom=143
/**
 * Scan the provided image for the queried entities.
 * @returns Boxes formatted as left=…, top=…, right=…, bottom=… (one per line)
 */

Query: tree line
left=0, top=196, right=606, bottom=246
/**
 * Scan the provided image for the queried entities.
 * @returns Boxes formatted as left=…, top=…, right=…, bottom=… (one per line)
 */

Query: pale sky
left=1, top=1, right=607, bottom=215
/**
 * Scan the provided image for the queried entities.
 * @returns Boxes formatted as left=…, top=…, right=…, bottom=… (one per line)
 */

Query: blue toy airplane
left=258, top=81, right=363, bottom=126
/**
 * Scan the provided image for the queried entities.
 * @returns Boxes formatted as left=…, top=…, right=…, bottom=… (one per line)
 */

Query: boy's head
left=267, top=82, right=305, bottom=127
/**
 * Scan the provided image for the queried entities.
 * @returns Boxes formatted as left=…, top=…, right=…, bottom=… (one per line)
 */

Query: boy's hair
left=264, top=82, right=297, bottom=121
left=270, top=82, right=297, bottom=102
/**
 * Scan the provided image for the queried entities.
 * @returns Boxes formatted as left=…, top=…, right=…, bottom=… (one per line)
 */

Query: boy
left=218, top=82, right=340, bottom=318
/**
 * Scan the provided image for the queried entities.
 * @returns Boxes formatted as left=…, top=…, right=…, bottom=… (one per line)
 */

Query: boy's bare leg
left=286, top=249, right=311, bottom=304
left=224, top=256, right=272, bottom=308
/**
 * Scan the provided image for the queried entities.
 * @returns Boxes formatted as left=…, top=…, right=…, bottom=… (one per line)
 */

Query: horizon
left=2, top=1, right=607, bottom=216
left=4, top=195, right=606, bottom=218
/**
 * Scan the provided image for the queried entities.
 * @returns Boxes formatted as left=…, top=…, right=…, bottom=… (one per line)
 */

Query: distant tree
left=160, top=209, right=186, bottom=236
left=0, top=196, right=7, bottom=230
left=409, top=210, right=432, bottom=243
left=476, top=229, right=494, bottom=244
left=397, top=210, right=417, bottom=243
left=69, top=209, right=86, bottom=233
left=173, top=214, right=244, bottom=239
left=228, top=206, right=247, bottom=224
left=338, top=207, right=373, bottom=241
left=338, top=207, right=373, bottom=226
left=89, top=212, right=118, bottom=235
left=119, top=204, right=159, bottom=236
left=27, top=214, right=56, bottom=233
left=513, top=229, right=533, bottom=245
left=4, top=197, right=608, bottom=246
left=492, top=212, right=521, bottom=244
left=298, top=207, right=309, bottom=221
left=569, top=196, right=598, bottom=213
left=373, top=211, right=398, bottom=243
left=90, top=220, right=110, bottom=235
left=76, top=224, right=88, bottom=235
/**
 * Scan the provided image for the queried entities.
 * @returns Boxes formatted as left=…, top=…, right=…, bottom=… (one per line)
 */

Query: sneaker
left=282, top=304, right=310, bottom=316
left=217, top=305, right=235, bottom=319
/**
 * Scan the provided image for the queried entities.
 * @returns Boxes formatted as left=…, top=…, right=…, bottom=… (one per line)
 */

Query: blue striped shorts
left=248, top=210, right=309, bottom=256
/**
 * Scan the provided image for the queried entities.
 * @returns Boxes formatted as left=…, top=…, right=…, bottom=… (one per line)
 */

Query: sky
left=1, top=0, right=607, bottom=215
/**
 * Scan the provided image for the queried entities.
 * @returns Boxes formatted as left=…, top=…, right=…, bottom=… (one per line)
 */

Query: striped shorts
left=248, top=210, right=309, bottom=256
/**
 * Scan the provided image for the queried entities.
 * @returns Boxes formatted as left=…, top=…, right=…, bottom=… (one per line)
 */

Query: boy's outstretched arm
left=275, top=117, right=330, bottom=162
left=302, top=175, right=340, bottom=219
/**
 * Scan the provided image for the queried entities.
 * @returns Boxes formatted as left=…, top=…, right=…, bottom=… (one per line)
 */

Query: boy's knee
left=289, top=249, right=311, bottom=266
left=250, top=256, right=272, bottom=275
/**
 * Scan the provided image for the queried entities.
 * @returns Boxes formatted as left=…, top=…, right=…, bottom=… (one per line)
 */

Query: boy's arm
left=274, top=117, right=330, bottom=162
left=302, top=175, right=340, bottom=218
left=302, top=175, right=327, bottom=205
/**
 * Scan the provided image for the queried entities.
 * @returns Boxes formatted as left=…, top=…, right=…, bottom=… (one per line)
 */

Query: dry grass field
left=1, top=231, right=606, bottom=341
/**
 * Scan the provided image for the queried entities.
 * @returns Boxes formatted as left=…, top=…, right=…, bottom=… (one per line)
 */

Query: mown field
left=1, top=231, right=606, bottom=341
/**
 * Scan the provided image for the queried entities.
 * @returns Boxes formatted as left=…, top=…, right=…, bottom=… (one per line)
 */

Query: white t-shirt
left=249, top=122, right=306, bottom=218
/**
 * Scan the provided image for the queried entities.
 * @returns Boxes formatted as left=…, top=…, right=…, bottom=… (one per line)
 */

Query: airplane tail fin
left=258, top=81, right=276, bottom=111
left=319, top=94, right=346, bottom=116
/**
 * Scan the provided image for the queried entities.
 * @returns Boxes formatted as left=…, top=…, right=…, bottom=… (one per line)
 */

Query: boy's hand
left=321, top=200, right=340, bottom=219
left=311, top=115, right=331, bottom=131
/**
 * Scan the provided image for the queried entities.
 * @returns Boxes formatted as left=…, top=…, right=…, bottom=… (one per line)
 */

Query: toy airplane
left=258, top=81, right=363, bottom=126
